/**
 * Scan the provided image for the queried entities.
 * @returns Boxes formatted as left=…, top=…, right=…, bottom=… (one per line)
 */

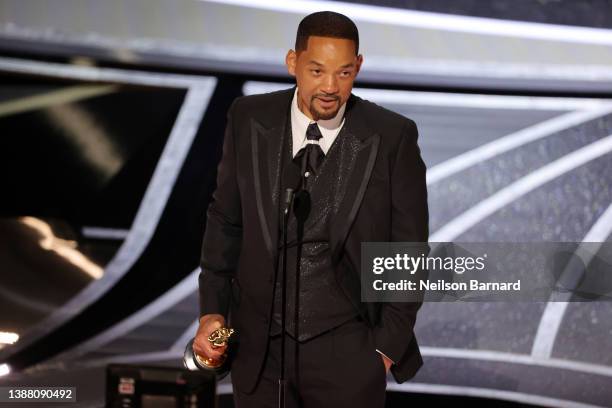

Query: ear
left=286, top=50, right=297, bottom=77
left=355, top=54, right=363, bottom=76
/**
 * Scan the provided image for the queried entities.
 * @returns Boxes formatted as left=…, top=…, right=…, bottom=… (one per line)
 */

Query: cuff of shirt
left=375, top=349, right=395, bottom=365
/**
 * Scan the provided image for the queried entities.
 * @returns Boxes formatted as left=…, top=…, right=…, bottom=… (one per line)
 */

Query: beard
left=309, top=95, right=341, bottom=120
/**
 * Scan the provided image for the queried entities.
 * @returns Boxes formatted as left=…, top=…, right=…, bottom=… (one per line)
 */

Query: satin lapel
left=330, top=96, right=380, bottom=264
left=250, top=116, right=286, bottom=260
left=250, top=86, right=294, bottom=260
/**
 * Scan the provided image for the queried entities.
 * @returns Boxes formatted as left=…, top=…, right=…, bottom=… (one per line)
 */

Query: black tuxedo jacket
left=199, top=86, right=429, bottom=393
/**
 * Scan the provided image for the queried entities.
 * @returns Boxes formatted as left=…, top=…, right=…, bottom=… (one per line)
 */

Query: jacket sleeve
left=198, top=99, right=243, bottom=320
left=373, top=118, right=430, bottom=367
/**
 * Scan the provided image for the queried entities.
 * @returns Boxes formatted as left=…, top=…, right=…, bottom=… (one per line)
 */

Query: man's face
left=286, top=36, right=363, bottom=120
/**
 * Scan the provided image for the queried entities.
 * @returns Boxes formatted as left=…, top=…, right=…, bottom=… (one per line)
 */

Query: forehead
left=298, top=35, right=357, bottom=60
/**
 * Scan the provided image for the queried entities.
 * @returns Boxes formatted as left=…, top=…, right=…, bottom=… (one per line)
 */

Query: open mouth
left=317, top=97, right=338, bottom=108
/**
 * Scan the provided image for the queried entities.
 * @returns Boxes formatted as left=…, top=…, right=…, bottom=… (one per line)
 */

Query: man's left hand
left=381, top=354, right=393, bottom=374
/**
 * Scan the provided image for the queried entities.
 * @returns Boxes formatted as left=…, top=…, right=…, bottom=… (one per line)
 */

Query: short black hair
left=295, top=11, right=359, bottom=55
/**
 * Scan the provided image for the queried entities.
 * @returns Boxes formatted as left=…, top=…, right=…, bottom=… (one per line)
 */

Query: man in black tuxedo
left=194, top=11, right=429, bottom=408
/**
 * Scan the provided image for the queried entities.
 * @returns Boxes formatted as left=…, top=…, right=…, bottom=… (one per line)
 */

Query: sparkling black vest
left=269, top=112, right=361, bottom=341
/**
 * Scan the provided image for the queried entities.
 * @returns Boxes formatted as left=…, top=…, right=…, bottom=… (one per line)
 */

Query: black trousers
left=232, top=317, right=387, bottom=408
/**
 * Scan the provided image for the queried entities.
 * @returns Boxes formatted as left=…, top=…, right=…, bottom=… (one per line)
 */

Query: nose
left=321, top=74, right=339, bottom=95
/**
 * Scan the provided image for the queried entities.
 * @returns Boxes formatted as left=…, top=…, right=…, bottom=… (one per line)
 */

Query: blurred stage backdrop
left=1, top=1, right=612, bottom=407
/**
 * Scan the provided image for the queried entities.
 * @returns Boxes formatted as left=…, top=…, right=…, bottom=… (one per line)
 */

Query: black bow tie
left=294, top=122, right=325, bottom=185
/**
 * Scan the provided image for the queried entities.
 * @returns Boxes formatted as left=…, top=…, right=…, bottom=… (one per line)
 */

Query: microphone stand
left=278, top=187, right=294, bottom=408
left=277, top=150, right=312, bottom=408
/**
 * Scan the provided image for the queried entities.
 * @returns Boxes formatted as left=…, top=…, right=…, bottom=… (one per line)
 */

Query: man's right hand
left=193, top=314, right=227, bottom=363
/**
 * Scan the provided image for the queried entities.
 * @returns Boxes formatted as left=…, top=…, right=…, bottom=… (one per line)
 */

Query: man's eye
left=312, top=69, right=321, bottom=75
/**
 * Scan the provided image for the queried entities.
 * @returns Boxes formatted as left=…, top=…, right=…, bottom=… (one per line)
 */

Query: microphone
left=284, top=188, right=295, bottom=215
left=292, top=147, right=311, bottom=222
left=293, top=190, right=310, bottom=223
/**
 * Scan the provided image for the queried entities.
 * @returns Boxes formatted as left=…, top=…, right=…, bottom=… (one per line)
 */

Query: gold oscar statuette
left=195, top=327, right=235, bottom=369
